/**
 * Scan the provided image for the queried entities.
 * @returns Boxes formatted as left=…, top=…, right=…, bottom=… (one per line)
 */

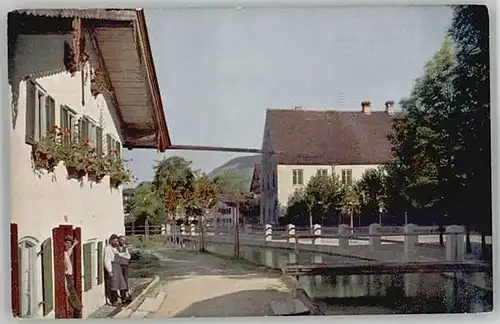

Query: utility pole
left=232, top=200, right=241, bottom=259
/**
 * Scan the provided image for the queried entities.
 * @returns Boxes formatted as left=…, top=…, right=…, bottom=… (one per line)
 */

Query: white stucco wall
left=275, top=164, right=380, bottom=208
left=10, top=34, right=125, bottom=318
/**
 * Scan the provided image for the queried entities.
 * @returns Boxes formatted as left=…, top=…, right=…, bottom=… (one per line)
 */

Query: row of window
left=19, top=238, right=103, bottom=317
left=292, top=168, right=353, bottom=186
left=25, top=79, right=121, bottom=156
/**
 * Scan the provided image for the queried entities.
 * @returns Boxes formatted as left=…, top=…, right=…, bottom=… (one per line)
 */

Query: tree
left=389, top=39, right=461, bottom=245
left=283, top=174, right=345, bottom=226
left=448, top=5, right=491, bottom=255
left=185, top=174, right=219, bottom=251
left=355, top=168, right=386, bottom=223
left=239, top=196, right=260, bottom=225
left=341, top=185, right=361, bottom=227
left=152, top=156, right=195, bottom=238
left=212, top=171, right=249, bottom=195
left=128, top=184, right=165, bottom=228
left=283, top=187, right=309, bottom=226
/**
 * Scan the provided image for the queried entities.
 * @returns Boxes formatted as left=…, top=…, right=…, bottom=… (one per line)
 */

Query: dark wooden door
left=10, top=223, right=20, bottom=317
left=52, top=225, right=82, bottom=318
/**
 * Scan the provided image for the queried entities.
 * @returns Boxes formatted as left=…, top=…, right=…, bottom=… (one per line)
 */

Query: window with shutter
left=41, top=238, right=53, bottom=316
left=97, top=242, right=103, bottom=285
left=83, top=243, right=92, bottom=292
left=25, top=80, right=36, bottom=144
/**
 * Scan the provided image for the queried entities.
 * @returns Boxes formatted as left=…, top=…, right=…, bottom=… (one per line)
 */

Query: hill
left=208, top=154, right=261, bottom=186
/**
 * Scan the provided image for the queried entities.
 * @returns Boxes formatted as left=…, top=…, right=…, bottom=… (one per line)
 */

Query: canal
left=182, top=239, right=492, bottom=314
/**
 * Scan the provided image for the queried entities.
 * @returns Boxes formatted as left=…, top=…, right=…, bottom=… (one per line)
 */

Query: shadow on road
left=168, top=289, right=291, bottom=317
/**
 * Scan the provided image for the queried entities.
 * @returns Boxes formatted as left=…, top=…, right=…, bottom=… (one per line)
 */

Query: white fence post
left=265, top=224, right=273, bottom=242
left=287, top=224, right=296, bottom=244
left=445, top=225, right=466, bottom=261
left=368, top=223, right=381, bottom=253
left=403, top=223, right=418, bottom=262
left=313, top=224, right=322, bottom=245
left=181, top=224, right=186, bottom=236
left=338, top=224, right=350, bottom=249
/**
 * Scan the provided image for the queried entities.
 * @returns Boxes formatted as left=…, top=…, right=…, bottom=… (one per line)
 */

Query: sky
left=124, top=6, right=453, bottom=183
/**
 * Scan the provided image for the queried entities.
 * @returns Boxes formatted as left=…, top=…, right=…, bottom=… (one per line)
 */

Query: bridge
left=128, top=222, right=492, bottom=292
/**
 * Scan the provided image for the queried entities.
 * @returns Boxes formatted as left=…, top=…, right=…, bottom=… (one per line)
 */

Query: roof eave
left=134, top=9, right=171, bottom=152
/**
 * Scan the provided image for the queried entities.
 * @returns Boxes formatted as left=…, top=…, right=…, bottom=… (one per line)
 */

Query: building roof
left=265, top=108, right=398, bottom=165
left=9, top=9, right=171, bottom=151
left=249, top=164, right=261, bottom=194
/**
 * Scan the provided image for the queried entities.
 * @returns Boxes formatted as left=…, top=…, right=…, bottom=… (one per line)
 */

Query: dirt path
left=144, top=249, right=294, bottom=318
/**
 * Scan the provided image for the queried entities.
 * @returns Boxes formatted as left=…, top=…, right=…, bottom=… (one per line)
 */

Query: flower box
left=110, top=177, right=121, bottom=188
left=66, top=165, right=86, bottom=180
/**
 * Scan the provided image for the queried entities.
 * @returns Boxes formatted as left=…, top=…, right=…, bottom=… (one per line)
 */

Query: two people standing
left=104, top=234, right=132, bottom=306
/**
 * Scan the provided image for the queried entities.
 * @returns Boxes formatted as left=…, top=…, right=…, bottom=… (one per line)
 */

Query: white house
left=8, top=9, right=170, bottom=319
left=260, top=101, right=396, bottom=225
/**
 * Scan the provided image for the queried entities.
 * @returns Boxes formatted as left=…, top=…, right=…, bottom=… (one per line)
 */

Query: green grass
left=128, top=250, right=163, bottom=278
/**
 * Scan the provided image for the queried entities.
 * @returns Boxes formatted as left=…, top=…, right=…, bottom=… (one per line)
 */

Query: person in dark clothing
left=117, top=235, right=132, bottom=303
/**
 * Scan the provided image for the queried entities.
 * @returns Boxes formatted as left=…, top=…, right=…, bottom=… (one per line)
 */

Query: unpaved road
left=144, top=249, right=294, bottom=317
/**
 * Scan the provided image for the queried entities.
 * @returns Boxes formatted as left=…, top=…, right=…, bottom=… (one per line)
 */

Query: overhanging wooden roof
left=10, top=9, right=171, bottom=151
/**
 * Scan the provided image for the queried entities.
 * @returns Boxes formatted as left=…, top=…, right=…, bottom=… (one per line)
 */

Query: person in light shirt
left=64, top=235, right=82, bottom=314
left=104, top=234, right=128, bottom=306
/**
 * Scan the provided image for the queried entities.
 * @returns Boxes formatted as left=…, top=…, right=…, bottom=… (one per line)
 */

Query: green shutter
left=25, top=80, right=36, bottom=143
left=41, top=238, right=54, bottom=316
left=83, top=243, right=92, bottom=292
left=115, top=140, right=121, bottom=156
left=97, top=242, right=103, bottom=285
left=44, top=96, right=55, bottom=137
left=60, top=106, right=70, bottom=147
left=18, top=246, right=22, bottom=313
left=96, top=127, right=103, bottom=156
left=106, top=134, right=112, bottom=155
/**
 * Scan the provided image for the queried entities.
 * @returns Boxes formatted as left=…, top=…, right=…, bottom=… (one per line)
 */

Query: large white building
left=260, top=101, right=396, bottom=225
left=8, top=9, right=170, bottom=319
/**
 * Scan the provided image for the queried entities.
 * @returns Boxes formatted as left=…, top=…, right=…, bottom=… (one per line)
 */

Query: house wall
left=276, top=164, right=381, bottom=209
left=10, top=34, right=125, bottom=318
left=260, top=124, right=278, bottom=225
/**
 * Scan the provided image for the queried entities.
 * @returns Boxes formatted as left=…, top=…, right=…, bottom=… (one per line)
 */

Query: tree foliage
left=212, top=171, right=249, bottom=195
left=126, top=184, right=165, bottom=226
left=152, top=156, right=195, bottom=222
left=185, top=173, right=220, bottom=217
left=283, top=174, right=345, bottom=226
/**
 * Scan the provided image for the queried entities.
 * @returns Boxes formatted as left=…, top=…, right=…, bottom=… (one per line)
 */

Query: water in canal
left=182, top=239, right=492, bottom=315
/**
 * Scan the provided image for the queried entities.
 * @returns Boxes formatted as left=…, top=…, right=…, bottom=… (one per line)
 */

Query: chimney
left=385, top=100, right=395, bottom=115
left=361, top=100, right=371, bottom=115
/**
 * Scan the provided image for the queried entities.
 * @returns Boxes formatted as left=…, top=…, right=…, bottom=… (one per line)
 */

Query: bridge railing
left=127, top=222, right=490, bottom=263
